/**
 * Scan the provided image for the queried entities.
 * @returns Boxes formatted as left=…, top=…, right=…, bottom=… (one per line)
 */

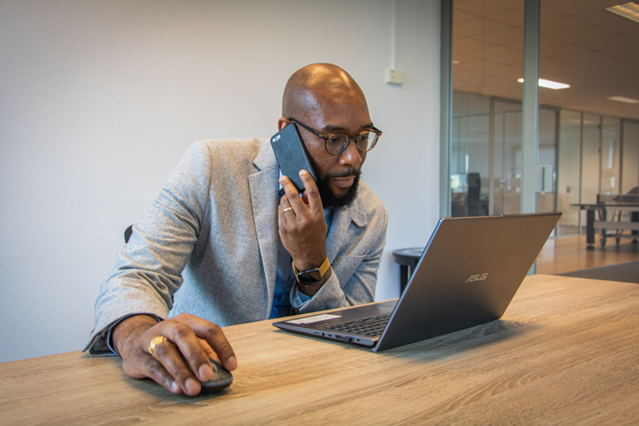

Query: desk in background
left=2, top=275, right=639, bottom=424
left=572, top=194, right=639, bottom=249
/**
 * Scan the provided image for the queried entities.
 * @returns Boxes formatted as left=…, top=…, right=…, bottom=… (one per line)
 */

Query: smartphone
left=270, top=123, right=317, bottom=192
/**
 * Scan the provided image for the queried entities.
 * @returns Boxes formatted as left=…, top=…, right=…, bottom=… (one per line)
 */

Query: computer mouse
left=199, top=358, right=233, bottom=392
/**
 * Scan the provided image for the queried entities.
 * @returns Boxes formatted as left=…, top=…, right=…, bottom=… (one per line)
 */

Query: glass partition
left=492, top=100, right=522, bottom=215
left=537, top=107, right=558, bottom=213
left=621, top=120, right=639, bottom=194
left=451, top=93, right=561, bottom=217
left=451, top=0, right=524, bottom=217
left=601, top=117, right=621, bottom=195
left=556, top=110, right=581, bottom=235
left=580, top=113, right=601, bottom=229
left=451, top=92, right=490, bottom=217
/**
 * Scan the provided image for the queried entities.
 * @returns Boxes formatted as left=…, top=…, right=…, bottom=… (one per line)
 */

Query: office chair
left=467, top=172, right=482, bottom=216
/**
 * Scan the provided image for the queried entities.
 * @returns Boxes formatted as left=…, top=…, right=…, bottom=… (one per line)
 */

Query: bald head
left=282, top=63, right=369, bottom=122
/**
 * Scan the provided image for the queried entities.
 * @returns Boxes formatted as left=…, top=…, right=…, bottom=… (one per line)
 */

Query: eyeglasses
left=288, top=118, right=382, bottom=155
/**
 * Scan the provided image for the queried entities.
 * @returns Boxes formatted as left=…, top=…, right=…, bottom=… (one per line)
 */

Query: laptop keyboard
left=323, top=313, right=391, bottom=337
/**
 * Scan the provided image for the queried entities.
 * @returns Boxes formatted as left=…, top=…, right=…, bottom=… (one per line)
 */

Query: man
left=85, top=63, right=388, bottom=396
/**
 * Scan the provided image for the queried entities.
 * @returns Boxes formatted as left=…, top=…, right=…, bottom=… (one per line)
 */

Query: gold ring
left=148, top=336, right=167, bottom=356
left=283, top=207, right=293, bottom=213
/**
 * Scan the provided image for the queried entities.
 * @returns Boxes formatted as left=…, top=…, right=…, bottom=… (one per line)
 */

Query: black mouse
left=199, top=358, right=233, bottom=392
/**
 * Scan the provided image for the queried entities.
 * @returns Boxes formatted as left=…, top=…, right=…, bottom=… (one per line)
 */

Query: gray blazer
left=86, top=138, right=387, bottom=354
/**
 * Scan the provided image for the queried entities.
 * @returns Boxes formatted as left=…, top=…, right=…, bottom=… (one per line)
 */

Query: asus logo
left=466, top=273, right=489, bottom=283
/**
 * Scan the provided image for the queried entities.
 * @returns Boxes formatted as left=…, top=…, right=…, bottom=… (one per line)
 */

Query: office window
left=444, top=0, right=639, bottom=234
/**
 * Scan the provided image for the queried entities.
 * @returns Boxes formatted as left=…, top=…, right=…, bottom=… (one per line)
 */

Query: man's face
left=294, top=95, right=372, bottom=209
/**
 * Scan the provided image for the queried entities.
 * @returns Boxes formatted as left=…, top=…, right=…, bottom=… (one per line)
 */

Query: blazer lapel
left=248, top=140, right=280, bottom=306
left=326, top=196, right=368, bottom=263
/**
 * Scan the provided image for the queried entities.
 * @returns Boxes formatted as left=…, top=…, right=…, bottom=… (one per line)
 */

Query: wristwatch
left=292, top=257, right=330, bottom=285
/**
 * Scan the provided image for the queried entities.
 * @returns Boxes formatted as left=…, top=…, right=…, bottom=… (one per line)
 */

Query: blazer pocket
left=332, top=254, right=365, bottom=286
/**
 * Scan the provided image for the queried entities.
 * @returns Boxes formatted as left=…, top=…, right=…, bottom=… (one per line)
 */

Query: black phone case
left=270, top=124, right=317, bottom=192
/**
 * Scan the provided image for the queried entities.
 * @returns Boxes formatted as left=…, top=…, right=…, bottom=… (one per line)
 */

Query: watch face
left=298, top=269, right=322, bottom=285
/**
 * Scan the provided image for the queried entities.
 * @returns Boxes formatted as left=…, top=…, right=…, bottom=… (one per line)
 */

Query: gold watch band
left=292, top=257, right=330, bottom=283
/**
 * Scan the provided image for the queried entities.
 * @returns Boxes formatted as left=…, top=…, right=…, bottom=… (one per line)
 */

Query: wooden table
left=2, top=275, right=639, bottom=425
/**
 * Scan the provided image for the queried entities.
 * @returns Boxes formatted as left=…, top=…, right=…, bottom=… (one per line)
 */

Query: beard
left=316, top=168, right=361, bottom=209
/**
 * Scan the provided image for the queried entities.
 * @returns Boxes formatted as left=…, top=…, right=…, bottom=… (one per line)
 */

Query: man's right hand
left=112, top=314, right=237, bottom=396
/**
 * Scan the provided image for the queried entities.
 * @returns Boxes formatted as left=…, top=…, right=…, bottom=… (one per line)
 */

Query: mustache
left=325, top=168, right=361, bottom=179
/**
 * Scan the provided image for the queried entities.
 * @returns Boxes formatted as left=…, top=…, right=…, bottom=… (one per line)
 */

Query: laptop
left=273, top=212, right=561, bottom=352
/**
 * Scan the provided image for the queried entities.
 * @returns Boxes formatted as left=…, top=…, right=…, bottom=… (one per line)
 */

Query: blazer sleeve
left=84, top=141, right=214, bottom=354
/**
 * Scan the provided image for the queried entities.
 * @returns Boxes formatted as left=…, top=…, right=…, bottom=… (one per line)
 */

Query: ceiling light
left=517, top=78, right=570, bottom=90
left=606, top=3, right=639, bottom=24
left=607, top=96, right=639, bottom=104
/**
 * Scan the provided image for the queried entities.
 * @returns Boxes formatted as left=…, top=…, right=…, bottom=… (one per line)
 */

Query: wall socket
left=385, top=68, right=404, bottom=85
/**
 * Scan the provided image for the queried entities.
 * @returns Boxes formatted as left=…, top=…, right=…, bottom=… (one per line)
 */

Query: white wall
left=0, top=0, right=441, bottom=362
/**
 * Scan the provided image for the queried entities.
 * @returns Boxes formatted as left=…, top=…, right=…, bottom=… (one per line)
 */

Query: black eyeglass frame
left=288, top=118, right=382, bottom=155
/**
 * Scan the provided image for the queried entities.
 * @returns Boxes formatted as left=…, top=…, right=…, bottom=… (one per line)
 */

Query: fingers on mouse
left=199, top=358, right=233, bottom=393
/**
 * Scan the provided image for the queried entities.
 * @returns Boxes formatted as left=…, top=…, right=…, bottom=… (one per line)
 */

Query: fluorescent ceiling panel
left=607, top=96, right=639, bottom=104
left=606, top=2, right=639, bottom=24
left=517, top=78, right=570, bottom=90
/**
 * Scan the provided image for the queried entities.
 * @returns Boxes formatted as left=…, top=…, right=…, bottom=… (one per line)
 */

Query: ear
left=277, top=117, right=290, bottom=131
